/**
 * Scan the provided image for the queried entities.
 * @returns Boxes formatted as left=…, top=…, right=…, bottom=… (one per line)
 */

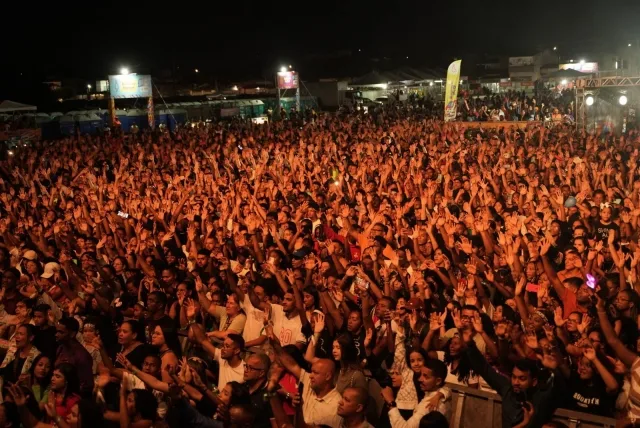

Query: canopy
left=0, top=100, right=36, bottom=113
left=548, top=69, right=592, bottom=79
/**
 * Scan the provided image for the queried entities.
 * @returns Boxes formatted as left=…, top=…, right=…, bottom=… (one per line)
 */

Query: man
left=463, top=333, right=567, bottom=428
left=31, top=304, right=57, bottom=359
left=338, top=387, right=374, bottom=428
left=145, top=290, right=173, bottom=341
left=55, top=317, right=94, bottom=396
left=188, top=323, right=245, bottom=390
left=242, top=352, right=273, bottom=428
left=1, top=269, right=22, bottom=315
left=270, top=330, right=342, bottom=428
left=441, top=305, right=497, bottom=357
left=383, top=359, right=451, bottom=427
left=250, top=286, right=305, bottom=348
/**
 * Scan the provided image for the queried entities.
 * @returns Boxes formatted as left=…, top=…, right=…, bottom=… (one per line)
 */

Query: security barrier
left=447, top=383, right=618, bottom=428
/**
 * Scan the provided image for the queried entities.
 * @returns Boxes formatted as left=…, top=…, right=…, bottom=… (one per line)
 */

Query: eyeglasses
left=244, top=364, right=265, bottom=372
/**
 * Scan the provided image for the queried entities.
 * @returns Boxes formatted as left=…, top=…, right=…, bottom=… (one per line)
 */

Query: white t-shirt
left=241, top=294, right=265, bottom=343
left=271, top=304, right=305, bottom=347
left=213, top=348, right=245, bottom=390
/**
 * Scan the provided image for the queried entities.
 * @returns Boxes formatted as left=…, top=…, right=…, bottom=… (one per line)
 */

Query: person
left=32, top=304, right=57, bottom=360
left=0, top=324, right=40, bottom=390
left=28, top=354, right=52, bottom=407
left=271, top=324, right=342, bottom=428
left=186, top=306, right=246, bottom=390
left=116, top=379, right=157, bottom=428
left=54, top=318, right=94, bottom=396
left=462, top=329, right=567, bottom=428
left=150, top=324, right=180, bottom=382
left=7, top=382, right=104, bottom=428
left=382, top=359, right=451, bottom=427
left=196, top=277, right=246, bottom=342
left=48, top=363, right=82, bottom=420
left=338, top=387, right=374, bottom=428
left=145, top=291, right=173, bottom=340
left=113, top=320, right=148, bottom=370
left=241, top=352, right=273, bottom=428
left=4, top=99, right=640, bottom=427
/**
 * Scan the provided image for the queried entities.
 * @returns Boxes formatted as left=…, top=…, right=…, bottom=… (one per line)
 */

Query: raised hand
left=313, top=312, right=325, bottom=334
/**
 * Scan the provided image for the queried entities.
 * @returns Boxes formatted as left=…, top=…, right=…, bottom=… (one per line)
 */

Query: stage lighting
left=586, top=96, right=594, bottom=106
left=561, top=79, right=568, bottom=85
left=120, top=67, right=129, bottom=75
left=280, top=66, right=287, bottom=72
left=619, top=95, right=628, bottom=106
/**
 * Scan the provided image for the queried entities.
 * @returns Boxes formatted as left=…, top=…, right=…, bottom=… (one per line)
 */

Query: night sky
left=2, top=0, right=640, bottom=100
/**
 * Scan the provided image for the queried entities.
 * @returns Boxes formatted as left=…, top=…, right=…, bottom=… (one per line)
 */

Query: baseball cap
left=41, top=262, right=61, bottom=279
left=22, top=250, right=38, bottom=261
left=564, top=196, right=577, bottom=208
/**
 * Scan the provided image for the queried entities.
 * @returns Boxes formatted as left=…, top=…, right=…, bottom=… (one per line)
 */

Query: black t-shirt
left=566, top=373, right=615, bottom=417
left=592, top=220, right=619, bottom=242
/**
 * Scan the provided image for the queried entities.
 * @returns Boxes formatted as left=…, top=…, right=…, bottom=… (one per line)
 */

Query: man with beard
left=462, top=330, right=568, bottom=428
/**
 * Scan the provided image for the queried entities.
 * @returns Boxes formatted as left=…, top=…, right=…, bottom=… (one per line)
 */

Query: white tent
left=0, top=100, right=37, bottom=113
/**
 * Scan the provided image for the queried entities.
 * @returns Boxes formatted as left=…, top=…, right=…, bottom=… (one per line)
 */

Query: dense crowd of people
left=0, top=106, right=639, bottom=428
left=459, top=89, right=576, bottom=124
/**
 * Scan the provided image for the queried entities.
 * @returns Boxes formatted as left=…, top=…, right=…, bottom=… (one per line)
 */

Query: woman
left=150, top=324, right=180, bottom=382
left=565, top=346, right=619, bottom=416
left=49, top=363, right=81, bottom=420
left=436, top=336, right=479, bottom=387
left=79, top=321, right=103, bottom=376
left=202, top=293, right=246, bottom=341
left=331, top=335, right=367, bottom=394
left=0, top=324, right=40, bottom=392
left=114, top=320, right=147, bottom=370
left=28, top=354, right=52, bottom=407
left=118, top=381, right=157, bottom=428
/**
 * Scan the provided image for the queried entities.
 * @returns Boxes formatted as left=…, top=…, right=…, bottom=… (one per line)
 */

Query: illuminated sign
left=277, top=71, right=299, bottom=89
left=559, top=62, right=599, bottom=73
left=108, top=74, right=152, bottom=99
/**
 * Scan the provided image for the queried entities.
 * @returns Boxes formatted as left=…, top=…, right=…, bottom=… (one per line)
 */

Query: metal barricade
left=446, top=383, right=618, bottom=428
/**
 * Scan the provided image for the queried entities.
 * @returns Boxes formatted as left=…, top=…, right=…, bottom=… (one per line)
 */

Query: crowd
left=459, top=89, right=576, bottom=125
left=0, top=106, right=639, bottom=428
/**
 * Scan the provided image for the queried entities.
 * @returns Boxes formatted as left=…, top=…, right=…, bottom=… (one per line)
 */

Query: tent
left=548, top=69, right=592, bottom=79
left=0, top=100, right=36, bottom=113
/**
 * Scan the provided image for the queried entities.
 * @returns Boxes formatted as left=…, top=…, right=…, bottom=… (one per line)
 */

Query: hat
left=22, top=250, right=38, bottom=261
left=564, top=196, right=577, bottom=208
left=41, top=262, right=61, bottom=279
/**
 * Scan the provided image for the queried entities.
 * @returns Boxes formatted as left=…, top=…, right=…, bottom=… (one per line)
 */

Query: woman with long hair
left=48, top=363, right=81, bottom=420
left=332, top=334, right=367, bottom=394
left=28, top=354, right=53, bottom=408
left=150, top=324, right=180, bottom=382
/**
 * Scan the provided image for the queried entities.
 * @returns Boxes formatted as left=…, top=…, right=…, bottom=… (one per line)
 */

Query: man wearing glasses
left=243, top=353, right=273, bottom=428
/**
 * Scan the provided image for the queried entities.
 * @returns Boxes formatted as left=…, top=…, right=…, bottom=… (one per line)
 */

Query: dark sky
left=3, top=0, right=640, bottom=89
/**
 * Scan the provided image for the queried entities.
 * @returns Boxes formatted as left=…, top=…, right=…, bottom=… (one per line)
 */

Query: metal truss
left=575, top=76, right=640, bottom=132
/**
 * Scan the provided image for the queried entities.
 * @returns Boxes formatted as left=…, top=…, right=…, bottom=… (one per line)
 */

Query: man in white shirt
left=270, top=330, right=342, bottom=428
left=249, top=285, right=305, bottom=348
left=212, top=334, right=246, bottom=390
left=383, top=359, right=452, bottom=427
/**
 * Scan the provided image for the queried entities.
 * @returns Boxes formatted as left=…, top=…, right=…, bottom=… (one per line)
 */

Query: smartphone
left=268, top=257, right=275, bottom=266
left=117, top=211, right=129, bottom=219
left=226, top=218, right=233, bottom=232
